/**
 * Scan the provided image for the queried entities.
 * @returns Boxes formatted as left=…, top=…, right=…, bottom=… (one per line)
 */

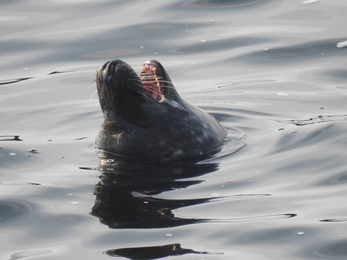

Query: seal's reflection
left=90, top=152, right=220, bottom=259
left=106, top=243, right=209, bottom=259
left=91, top=152, right=219, bottom=229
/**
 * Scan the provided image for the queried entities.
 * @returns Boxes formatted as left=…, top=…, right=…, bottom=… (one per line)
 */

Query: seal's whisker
left=129, top=79, right=175, bottom=89
left=131, top=81, right=169, bottom=95
left=131, top=80, right=146, bottom=87
left=89, top=90, right=97, bottom=106
left=117, top=132, right=123, bottom=145
left=142, top=86, right=162, bottom=96
left=157, top=81, right=174, bottom=87
left=131, top=81, right=156, bottom=90
left=139, top=77, right=174, bottom=87
left=139, top=75, right=163, bottom=79
left=87, top=81, right=96, bottom=90
left=137, top=91, right=168, bottom=113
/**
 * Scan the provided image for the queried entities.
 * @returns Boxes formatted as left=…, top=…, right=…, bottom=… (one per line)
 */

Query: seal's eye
left=139, top=64, right=163, bottom=101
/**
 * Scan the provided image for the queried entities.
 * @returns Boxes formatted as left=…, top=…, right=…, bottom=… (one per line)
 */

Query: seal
left=95, top=59, right=227, bottom=162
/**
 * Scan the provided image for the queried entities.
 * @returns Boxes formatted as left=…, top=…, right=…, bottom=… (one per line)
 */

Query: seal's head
left=97, top=59, right=181, bottom=127
left=96, top=59, right=227, bottom=162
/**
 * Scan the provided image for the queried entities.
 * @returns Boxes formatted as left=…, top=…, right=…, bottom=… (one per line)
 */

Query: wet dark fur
left=95, top=59, right=227, bottom=162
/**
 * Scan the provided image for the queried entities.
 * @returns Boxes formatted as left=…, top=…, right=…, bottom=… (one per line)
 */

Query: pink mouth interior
left=140, top=64, right=163, bottom=101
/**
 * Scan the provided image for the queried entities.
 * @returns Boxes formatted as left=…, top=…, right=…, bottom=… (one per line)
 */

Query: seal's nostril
left=108, top=63, right=114, bottom=74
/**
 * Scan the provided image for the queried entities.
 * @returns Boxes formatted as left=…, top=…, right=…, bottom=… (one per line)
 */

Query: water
left=1, top=0, right=347, bottom=259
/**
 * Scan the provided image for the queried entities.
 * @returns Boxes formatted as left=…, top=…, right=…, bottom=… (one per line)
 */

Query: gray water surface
left=1, top=0, right=347, bottom=259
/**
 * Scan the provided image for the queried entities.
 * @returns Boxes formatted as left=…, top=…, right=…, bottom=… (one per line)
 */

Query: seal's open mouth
left=139, top=61, right=164, bottom=102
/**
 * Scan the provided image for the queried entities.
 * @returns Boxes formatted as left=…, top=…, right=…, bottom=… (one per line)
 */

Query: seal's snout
left=98, top=59, right=125, bottom=81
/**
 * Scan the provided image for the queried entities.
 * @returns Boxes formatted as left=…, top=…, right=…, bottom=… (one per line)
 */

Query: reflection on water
left=89, top=152, right=297, bottom=258
left=106, top=243, right=210, bottom=259
left=0, top=135, right=22, bottom=141
left=173, top=36, right=272, bottom=54
left=180, top=0, right=272, bottom=8
left=0, top=201, right=31, bottom=224
left=0, top=77, right=33, bottom=85
left=232, top=39, right=347, bottom=64
left=280, top=115, right=347, bottom=126
left=91, top=152, right=219, bottom=229
left=305, top=240, right=347, bottom=259
left=90, top=153, right=220, bottom=258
